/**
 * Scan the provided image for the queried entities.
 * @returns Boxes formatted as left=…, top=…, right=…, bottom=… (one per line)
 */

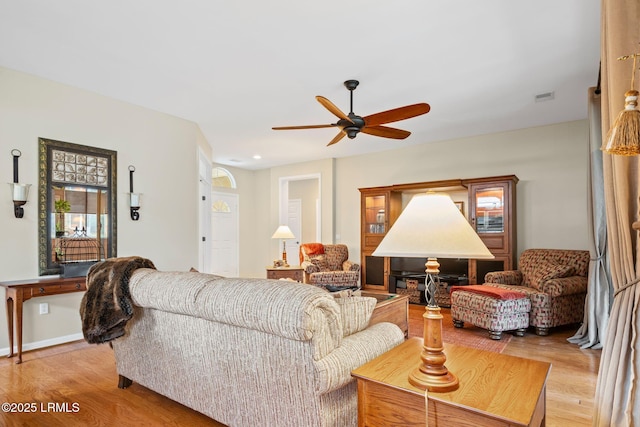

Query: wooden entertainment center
left=359, top=175, right=518, bottom=291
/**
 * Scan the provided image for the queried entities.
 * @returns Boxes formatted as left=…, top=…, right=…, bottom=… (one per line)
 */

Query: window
left=212, top=200, right=231, bottom=212
left=212, top=167, right=236, bottom=189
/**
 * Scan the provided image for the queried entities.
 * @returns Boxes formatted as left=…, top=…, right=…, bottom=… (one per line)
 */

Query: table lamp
left=271, top=225, right=296, bottom=265
left=373, top=192, right=494, bottom=392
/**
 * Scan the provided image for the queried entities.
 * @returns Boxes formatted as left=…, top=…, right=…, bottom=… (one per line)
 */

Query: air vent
left=535, top=91, right=555, bottom=102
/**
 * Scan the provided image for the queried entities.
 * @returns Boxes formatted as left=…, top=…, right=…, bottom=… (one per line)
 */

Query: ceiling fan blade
left=316, top=96, right=353, bottom=123
left=327, top=131, right=346, bottom=146
left=361, top=125, right=411, bottom=140
left=363, top=103, right=431, bottom=127
left=272, top=124, right=335, bottom=130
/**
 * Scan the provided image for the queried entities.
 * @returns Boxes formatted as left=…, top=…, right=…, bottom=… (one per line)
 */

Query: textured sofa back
left=129, top=269, right=342, bottom=344
left=519, top=249, right=590, bottom=278
left=114, top=269, right=404, bottom=427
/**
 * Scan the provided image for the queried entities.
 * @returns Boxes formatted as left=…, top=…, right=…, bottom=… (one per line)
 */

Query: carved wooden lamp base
left=408, top=305, right=459, bottom=392
left=409, top=260, right=459, bottom=392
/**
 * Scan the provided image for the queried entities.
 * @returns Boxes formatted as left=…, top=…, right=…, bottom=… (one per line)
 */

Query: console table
left=352, top=337, right=550, bottom=426
left=1, top=276, right=86, bottom=364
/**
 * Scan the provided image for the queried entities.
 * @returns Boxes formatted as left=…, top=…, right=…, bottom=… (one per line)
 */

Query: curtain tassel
left=602, top=52, right=640, bottom=155
left=602, top=90, right=640, bottom=155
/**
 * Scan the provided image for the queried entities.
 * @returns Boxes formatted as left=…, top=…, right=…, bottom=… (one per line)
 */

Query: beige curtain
left=593, top=0, right=640, bottom=425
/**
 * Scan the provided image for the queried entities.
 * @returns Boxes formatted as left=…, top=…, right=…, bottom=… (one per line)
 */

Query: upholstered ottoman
left=450, top=285, right=531, bottom=340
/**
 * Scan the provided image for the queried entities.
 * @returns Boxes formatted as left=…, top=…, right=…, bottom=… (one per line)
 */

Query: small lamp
left=8, top=149, right=31, bottom=218
left=271, top=225, right=295, bottom=265
left=373, top=192, right=494, bottom=392
left=128, top=165, right=141, bottom=221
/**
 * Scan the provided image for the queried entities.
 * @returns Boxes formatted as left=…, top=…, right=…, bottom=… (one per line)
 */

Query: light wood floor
left=0, top=306, right=600, bottom=427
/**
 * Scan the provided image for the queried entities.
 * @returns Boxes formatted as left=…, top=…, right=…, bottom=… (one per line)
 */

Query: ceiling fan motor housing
left=343, top=113, right=365, bottom=138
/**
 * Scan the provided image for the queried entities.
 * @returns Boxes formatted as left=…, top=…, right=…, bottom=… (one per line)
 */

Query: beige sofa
left=111, top=269, right=404, bottom=427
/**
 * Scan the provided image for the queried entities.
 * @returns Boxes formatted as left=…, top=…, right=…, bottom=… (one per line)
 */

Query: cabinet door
left=362, top=253, right=388, bottom=290
left=467, top=177, right=517, bottom=282
left=363, top=194, right=387, bottom=239
left=469, top=182, right=511, bottom=254
left=360, top=190, right=401, bottom=290
left=361, top=192, right=389, bottom=290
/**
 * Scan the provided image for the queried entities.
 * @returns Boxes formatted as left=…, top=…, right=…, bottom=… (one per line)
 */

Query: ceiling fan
left=272, top=80, right=431, bottom=146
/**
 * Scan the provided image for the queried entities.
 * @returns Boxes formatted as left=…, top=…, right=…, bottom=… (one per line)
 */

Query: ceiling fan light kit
left=272, top=80, right=431, bottom=146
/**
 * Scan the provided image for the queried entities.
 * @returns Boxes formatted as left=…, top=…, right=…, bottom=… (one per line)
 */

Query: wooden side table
left=266, top=266, right=304, bottom=282
left=352, top=337, right=550, bottom=426
left=1, top=276, right=87, bottom=364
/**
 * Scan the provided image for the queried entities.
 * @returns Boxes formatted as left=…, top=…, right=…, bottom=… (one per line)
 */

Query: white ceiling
left=0, top=1, right=601, bottom=170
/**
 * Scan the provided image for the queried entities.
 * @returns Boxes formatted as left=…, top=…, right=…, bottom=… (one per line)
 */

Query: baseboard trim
left=0, top=333, right=84, bottom=357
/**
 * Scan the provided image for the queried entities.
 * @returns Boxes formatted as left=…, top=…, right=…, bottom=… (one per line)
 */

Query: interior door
left=287, top=199, right=302, bottom=265
left=211, top=192, right=239, bottom=277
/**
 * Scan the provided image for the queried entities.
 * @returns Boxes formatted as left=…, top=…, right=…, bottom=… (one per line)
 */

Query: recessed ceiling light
left=535, top=91, right=555, bottom=102
left=229, top=159, right=242, bottom=163
left=253, top=154, right=262, bottom=160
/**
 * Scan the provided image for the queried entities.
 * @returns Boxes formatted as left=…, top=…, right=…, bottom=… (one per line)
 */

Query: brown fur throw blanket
left=80, top=256, right=156, bottom=344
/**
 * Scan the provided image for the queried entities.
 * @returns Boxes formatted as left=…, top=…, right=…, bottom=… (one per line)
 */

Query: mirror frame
left=38, top=137, right=117, bottom=276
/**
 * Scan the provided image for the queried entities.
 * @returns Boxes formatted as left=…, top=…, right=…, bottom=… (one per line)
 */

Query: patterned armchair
left=299, top=243, right=361, bottom=289
left=484, top=248, right=590, bottom=335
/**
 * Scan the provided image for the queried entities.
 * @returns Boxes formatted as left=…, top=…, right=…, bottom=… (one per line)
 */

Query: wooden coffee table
left=362, top=291, right=409, bottom=337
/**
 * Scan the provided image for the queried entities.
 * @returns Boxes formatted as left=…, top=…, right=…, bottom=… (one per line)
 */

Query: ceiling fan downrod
left=344, top=79, right=359, bottom=114
left=343, top=80, right=362, bottom=138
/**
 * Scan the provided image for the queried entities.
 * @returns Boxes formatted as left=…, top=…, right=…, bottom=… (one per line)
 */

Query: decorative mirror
left=38, top=138, right=117, bottom=276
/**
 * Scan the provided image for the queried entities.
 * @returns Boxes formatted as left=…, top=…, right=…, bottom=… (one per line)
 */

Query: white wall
left=334, top=120, right=591, bottom=260
left=0, top=67, right=204, bottom=352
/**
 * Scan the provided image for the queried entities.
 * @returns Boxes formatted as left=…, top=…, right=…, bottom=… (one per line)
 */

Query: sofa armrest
left=540, top=276, right=588, bottom=297
left=484, top=270, right=523, bottom=285
left=314, top=322, right=404, bottom=394
left=302, top=260, right=320, bottom=274
left=342, top=260, right=360, bottom=272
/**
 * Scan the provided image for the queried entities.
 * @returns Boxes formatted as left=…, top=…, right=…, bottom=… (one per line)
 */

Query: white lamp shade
left=129, top=192, right=142, bottom=208
left=9, top=183, right=31, bottom=202
left=271, top=225, right=295, bottom=239
left=373, top=192, right=494, bottom=259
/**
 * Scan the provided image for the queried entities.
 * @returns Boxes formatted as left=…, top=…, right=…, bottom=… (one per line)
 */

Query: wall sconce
left=128, top=165, right=141, bottom=221
left=8, top=149, right=31, bottom=218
